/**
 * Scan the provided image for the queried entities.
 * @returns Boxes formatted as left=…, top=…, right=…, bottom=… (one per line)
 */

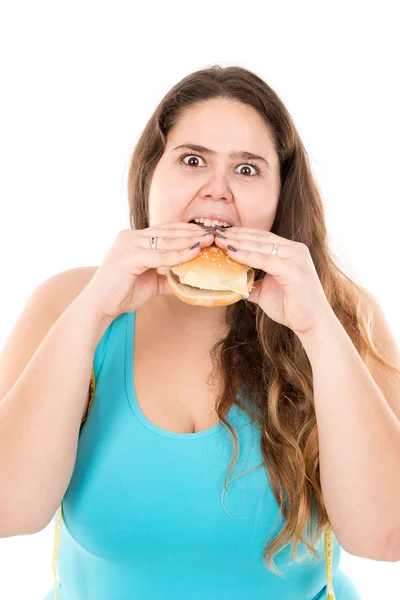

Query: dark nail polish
left=215, top=233, right=226, bottom=239
left=214, top=225, right=227, bottom=232
left=190, top=241, right=200, bottom=249
left=202, top=231, right=213, bottom=236
left=227, top=245, right=237, bottom=252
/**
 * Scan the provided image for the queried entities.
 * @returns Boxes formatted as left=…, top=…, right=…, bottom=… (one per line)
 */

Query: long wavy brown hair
left=126, top=65, right=399, bottom=575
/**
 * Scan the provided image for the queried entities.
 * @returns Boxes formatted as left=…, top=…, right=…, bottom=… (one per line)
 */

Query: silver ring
left=270, top=243, right=278, bottom=256
left=149, top=235, right=158, bottom=250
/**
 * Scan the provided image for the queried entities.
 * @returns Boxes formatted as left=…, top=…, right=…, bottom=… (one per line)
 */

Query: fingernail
left=214, top=225, right=227, bottom=232
left=190, top=241, right=200, bottom=249
left=215, top=233, right=226, bottom=239
left=202, top=231, right=213, bottom=236
left=227, top=245, right=237, bottom=252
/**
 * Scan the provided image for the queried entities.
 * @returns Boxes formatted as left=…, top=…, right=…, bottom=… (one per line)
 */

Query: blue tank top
left=44, top=311, right=361, bottom=599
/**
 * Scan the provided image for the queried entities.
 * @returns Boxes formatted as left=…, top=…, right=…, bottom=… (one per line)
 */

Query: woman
left=46, top=64, right=399, bottom=598
left=2, top=65, right=398, bottom=598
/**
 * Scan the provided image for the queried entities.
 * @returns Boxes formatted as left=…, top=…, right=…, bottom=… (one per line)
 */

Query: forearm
left=297, top=311, right=400, bottom=561
left=0, top=291, right=112, bottom=536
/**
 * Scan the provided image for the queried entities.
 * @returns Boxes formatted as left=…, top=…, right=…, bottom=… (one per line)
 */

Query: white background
left=0, top=1, right=399, bottom=598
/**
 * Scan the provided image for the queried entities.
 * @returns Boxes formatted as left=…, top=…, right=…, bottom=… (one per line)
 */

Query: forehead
left=166, top=98, right=275, bottom=155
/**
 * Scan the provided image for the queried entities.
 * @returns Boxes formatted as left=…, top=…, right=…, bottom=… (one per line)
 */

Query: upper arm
left=363, top=291, right=400, bottom=422
left=0, top=267, right=97, bottom=417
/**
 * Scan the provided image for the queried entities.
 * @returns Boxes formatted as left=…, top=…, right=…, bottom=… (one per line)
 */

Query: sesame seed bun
left=166, top=244, right=255, bottom=307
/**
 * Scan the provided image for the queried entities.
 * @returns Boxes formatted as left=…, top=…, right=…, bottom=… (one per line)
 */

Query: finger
left=148, top=221, right=205, bottom=233
left=243, top=279, right=263, bottom=303
left=157, top=274, right=174, bottom=296
left=214, top=233, right=291, bottom=258
left=134, top=224, right=206, bottom=243
left=136, top=230, right=215, bottom=251
left=220, top=247, right=291, bottom=278
left=227, top=227, right=290, bottom=245
left=131, top=242, right=207, bottom=271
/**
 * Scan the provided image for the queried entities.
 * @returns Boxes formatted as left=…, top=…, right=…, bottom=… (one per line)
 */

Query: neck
left=138, top=294, right=230, bottom=339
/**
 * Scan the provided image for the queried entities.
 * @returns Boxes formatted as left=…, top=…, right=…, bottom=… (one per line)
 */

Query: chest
left=133, top=325, right=222, bottom=435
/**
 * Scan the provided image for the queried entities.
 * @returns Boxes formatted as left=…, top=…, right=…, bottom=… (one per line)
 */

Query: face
left=148, top=97, right=281, bottom=231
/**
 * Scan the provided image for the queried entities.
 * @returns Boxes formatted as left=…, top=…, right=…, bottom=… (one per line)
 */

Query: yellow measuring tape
left=325, top=525, right=336, bottom=600
left=51, top=367, right=336, bottom=599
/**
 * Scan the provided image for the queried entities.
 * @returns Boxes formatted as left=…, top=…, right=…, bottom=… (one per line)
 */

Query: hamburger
left=166, top=242, right=255, bottom=307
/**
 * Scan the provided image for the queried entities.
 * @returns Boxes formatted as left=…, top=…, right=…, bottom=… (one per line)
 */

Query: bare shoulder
left=42, top=266, right=99, bottom=316
left=359, top=287, right=400, bottom=422
left=0, top=266, right=99, bottom=403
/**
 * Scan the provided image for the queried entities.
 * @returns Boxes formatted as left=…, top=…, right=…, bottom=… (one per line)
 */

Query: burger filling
left=170, top=267, right=249, bottom=295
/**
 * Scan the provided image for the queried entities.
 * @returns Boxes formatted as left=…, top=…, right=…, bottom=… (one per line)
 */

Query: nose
left=200, top=170, right=233, bottom=202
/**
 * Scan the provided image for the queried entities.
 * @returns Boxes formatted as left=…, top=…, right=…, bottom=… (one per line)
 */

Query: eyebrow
left=172, top=143, right=272, bottom=171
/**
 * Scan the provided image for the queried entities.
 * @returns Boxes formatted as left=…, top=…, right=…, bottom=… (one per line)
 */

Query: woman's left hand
left=213, top=226, right=335, bottom=337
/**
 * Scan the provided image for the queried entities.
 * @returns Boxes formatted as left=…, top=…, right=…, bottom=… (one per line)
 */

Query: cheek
left=148, top=168, right=192, bottom=222
left=242, top=193, right=278, bottom=230
left=153, top=163, right=186, bottom=197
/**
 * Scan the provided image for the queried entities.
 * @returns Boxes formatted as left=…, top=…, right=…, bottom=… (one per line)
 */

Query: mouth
left=188, top=217, right=233, bottom=229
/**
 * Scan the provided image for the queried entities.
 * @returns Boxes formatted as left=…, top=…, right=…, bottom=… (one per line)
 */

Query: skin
left=142, top=97, right=282, bottom=340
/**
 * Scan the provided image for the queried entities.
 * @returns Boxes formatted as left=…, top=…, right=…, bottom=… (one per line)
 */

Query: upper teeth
left=193, top=217, right=231, bottom=227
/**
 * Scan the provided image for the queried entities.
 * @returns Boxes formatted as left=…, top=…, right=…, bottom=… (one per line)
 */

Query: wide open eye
left=180, top=153, right=260, bottom=177
left=180, top=154, right=205, bottom=167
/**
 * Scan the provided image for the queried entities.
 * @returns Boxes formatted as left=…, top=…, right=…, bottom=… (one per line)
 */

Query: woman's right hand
left=80, top=222, right=214, bottom=320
